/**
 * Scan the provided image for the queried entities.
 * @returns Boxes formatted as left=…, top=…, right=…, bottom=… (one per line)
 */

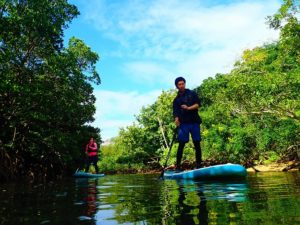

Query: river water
left=0, top=172, right=299, bottom=225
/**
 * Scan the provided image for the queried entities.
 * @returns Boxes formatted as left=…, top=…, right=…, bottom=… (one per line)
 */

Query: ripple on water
left=74, top=201, right=85, bottom=205
left=96, top=185, right=112, bottom=189
left=98, top=204, right=115, bottom=210
left=0, top=172, right=299, bottom=225
left=78, top=215, right=92, bottom=221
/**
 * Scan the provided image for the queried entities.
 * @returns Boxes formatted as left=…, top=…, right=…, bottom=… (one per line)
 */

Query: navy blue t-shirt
left=173, top=89, right=201, bottom=124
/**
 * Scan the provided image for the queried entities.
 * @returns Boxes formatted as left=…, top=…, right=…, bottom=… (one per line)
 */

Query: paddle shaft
left=159, top=128, right=177, bottom=179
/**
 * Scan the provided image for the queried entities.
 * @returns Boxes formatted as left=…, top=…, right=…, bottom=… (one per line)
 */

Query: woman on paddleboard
left=85, top=137, right=99, bottom=173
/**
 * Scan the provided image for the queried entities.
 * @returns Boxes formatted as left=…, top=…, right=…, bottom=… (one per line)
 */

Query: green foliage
left=102, top=1, right=299, bottom=170
left=0, top=0, right=101, bottom=180
left=3, top=0, right=297, bottom=177
left=101, top=90, right=177, bottom=169
left=199, top=0, right=300, bottom=165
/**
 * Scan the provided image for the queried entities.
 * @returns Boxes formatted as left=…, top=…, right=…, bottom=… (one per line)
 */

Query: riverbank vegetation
left=100, top=0, right=300, bottom=173
left=0, top=0, right=101, bottom=181
left=1, top=1, right=299, bottom=181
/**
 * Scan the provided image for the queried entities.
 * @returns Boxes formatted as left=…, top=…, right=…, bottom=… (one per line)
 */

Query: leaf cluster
left=103, top=1, right=300, bottom=169
left=0, top=0, right=101, bottom=180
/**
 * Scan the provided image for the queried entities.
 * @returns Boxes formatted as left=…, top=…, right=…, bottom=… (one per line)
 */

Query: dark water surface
left=0, top=172, right=299, bottom=225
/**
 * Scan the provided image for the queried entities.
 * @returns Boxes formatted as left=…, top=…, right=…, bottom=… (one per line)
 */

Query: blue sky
left=64, top=0, right=281, bottom=141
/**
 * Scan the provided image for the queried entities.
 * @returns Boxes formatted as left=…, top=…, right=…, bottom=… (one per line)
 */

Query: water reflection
left=74, top=176, right=249, bottom=224
left=161, top=179, right=248, bottom=224
left=75, top=178, right=98, bottom=223
left=177, top=182, right=208, bottom=225
left=1, top=172, right=299, bottom=225
left=86, top=179, right=97, bottom=216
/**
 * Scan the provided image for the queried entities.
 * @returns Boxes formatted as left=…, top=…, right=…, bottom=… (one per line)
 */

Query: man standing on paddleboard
left=173, top=77, right=202, bottom=170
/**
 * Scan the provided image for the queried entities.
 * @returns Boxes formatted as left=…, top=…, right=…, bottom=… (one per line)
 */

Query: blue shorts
left=178, top=123, right=201, bottom=143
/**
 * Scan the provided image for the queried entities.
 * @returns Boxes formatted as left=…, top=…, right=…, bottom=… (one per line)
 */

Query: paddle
left=159, top=128, right=177, bottom=179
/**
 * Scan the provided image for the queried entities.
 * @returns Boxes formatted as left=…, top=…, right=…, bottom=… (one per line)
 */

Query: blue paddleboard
left=73, top=171, right=105, bottom=178
left=163, top=163, right=247, bottom=180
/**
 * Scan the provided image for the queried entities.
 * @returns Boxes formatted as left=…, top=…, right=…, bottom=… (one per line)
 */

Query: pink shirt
left=86, top=142, right=98, bottom=157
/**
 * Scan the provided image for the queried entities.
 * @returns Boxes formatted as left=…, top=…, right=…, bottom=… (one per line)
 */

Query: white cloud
left=122, top=61, right=173, bottom=85
left=75, top=0, right=282, bottom=139
left=93, top=89, right=162, bottom=140
left=82, top=0, right=280, bottom=84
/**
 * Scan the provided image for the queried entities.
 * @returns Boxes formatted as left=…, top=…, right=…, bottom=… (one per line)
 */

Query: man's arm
left=180, top=103, right=199, bottom=111
left=174, top=116, right=180, bottom=127
left=173, top=98, right=181, bottom=126
left=181, top=90, right=200, bottom=110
